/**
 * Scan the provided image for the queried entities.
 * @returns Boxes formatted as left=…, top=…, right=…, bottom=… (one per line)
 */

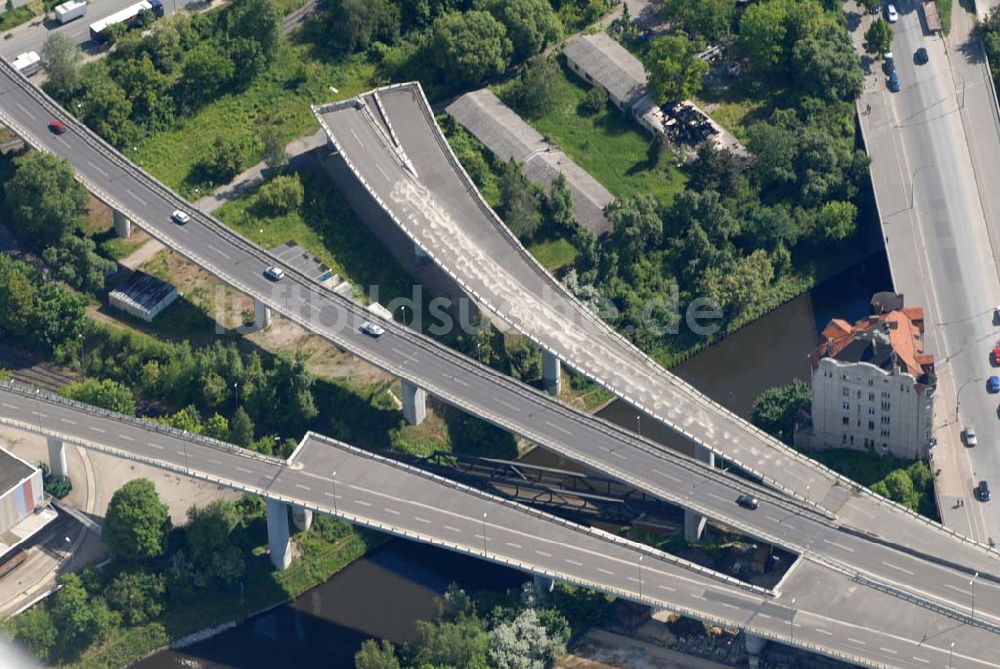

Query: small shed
left=923, top=0, right=941, bottom=34
left=108, top=270, right=178, bottom=322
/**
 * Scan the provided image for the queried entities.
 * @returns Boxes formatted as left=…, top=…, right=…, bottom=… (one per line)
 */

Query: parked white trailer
left=54, top=0, right=87, bottom=24
left=10, top=51, right=42, bottom=78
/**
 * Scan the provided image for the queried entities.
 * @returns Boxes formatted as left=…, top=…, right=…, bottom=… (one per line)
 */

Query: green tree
left=660, top=0, right=736, bottom=41
left=103, top=479, right=171, bottom=562
left=579, top=85, right=608, bottom=115
left=482, top=0, right=561, bottom=61
left=113, top=53, right=175, bottom=129
left=4, top=152, right=87, bottom=249
left=507, top=56, right=561, bottom=118
left=179, top=43, right=235, bottom=109
left=410, top=616, right=489, bottom=669
left=873, top=469, right=919, bottom=509
left=256, top=174, right=304, bottom=214
left=327, top=0, right=400, bottom=53
left=499, top=160, right=542, bottom=240
left=204, top=413, right=231, bottom=441
left=644, top=32, right=709, bottom=103
left=0, top=269, right=38, bottom=339
left=224, top=0, right=280, bottom=83
left=488, top=607, right=567, bottom=669
left=42, top=236, right=117, bottom=293
left=231, top=406, right=255, bottom=447
left=186, top=499, right=240, bottom=564
left=857, top=0, right=879, bottom=11
left=863, top=18, right=893, bottom=57
left=815, top=200, right=857, bottom=240
left=261, top=125, right=288, bottom=170
left=203, top=136, right=244, bottom=182
left=505, top=336, right=542, bottom=384
left=608, top=195, right=663, bottom=269
left=105, top=570, right=165, bottom=625
left=750, top=379, right=811, bottom=444
left=700, top=249, right=774, bottom=316
left=62, top=378, right=137, bottom=415
left=747, top=121, right=799, bottom=192
left=792, top=32, right=864, bottom=102
left=8, top=606, right=58, bottom=662
left=355, top=639, right=400, bottom=669
left=161, top=405, right=203, bottom=433
left=34, top=284, right=87, bottom=356
left=547, top=173, right=575, bottom=231
left=431, top=10, right=512, bottom=86
left=78, top=67, right=139, bottom=148
left=42, top=33, right=82, bottom=101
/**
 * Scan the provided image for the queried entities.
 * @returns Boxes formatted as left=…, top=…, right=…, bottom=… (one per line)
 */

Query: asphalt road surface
left=1, top=384, right=998, bottom=669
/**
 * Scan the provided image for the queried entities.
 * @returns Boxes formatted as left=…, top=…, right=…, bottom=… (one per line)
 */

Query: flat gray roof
left=563, top=33, right=647, bottom=106
left=270, top=241, right=333, bottom=283
left=446, top=89, right=613, bottom=235
left=108, top=271, right=176, bottom=314
left=0, top=446, right=35, bottom=493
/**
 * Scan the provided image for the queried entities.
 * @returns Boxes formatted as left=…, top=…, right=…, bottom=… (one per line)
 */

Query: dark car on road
left=977, top=480, right=991, bottom=502
left=915, top=47, right=929, bottom=64
left=737, top=494, right=759, bottom=510
left=888, top=72, right=901, bottom=92
left=990, top=376, right=1000, bottom=393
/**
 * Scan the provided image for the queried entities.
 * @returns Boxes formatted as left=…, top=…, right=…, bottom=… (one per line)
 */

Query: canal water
left=137, top=251, right=891, bottom=669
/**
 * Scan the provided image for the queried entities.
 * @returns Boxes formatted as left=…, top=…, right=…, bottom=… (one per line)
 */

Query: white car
left=171, top=209, right=191, bottom=224
left=263, top=265, right=285, bottom=281
left=965, top=427, right=978, bottom=447
left=360, top=321, right=385, bottom=338
left=887, top=4, right=898, bottom=22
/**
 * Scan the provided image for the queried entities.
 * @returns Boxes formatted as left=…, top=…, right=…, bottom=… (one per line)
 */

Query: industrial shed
left=0, top=447, right=55, bottom=562
left=108, top=270, right=178, bottom=322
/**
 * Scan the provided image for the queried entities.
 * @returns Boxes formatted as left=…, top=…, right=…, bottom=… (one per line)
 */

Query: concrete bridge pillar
left=112, top=210, right=132, bottom=238
left=253, top=297, right=272, bottom=330
left=684, top=445, right=716, bottom=543
left=744, top=632, right=767, bottom=668
left=266, top=498, right=292, bottom=570
left=401, top=379, right=426, bottom=425
left=47, top=437, right=67, bottom=479
left=542, top=350, right=561, bottom=396
left=532, top=574, right=554, bottom=598
left=292, top=505, right=313, bottom=532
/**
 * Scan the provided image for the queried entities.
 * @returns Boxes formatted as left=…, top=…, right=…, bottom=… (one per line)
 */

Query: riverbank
left=52, top=527, right=385, bottom=669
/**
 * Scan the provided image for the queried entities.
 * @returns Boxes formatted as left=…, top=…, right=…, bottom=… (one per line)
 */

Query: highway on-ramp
left=1, top=382, right=998, bottom=669
left=3, top=58, right=1000, bottom=638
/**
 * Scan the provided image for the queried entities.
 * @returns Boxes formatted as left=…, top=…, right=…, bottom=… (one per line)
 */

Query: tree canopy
left=431, top=10, right=512, bottom=86
left=644, top=32, right=709, bottom=103
left=103, top=479, right=171, bottom=562
left=4, top=153, right=87, bottom=249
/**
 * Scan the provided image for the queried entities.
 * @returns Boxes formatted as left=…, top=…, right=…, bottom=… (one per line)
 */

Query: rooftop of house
left=0, top=446, right=35, bottom=494
left=811, top=293, right=934, bottom=384
left=563, top=32, right=648, bottom=106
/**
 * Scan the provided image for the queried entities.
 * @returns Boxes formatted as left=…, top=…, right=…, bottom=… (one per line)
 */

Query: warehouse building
left=108, top=270, right=178, bottom=322
left=0, top=447, right=56, bottom=562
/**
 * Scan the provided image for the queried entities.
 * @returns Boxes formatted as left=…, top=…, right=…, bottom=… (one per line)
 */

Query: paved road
left=5, top=56, right=1000, bottom=643
left=853, top=0, right=1000, bottom=543
left=1, top=384, right=998, bottom=669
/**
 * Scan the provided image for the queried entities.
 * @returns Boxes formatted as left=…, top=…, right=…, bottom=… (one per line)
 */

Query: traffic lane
left=5, top=67, right=1000, bottom=619
left=323, top=102, right=833, bottom=501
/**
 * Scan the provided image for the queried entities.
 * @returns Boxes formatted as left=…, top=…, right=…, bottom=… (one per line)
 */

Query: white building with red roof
left=806, top=292, right=935, bottom=459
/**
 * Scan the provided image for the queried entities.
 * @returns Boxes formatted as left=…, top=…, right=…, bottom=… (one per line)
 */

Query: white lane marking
left=765, top=515, right=782, bottom=524
left=881, top=561, right=914, bottom=576
left=125, top=188, right=149, bottom=206
left=598, top=568, right=614, bottom=576
left=385, top=508, right=400, bottom=515
left=86, top=160, right=110, bottom=177
left=15, top=101, right=34, bottom=119
left=758, top=613, right=772, bottom=620
left=449, top=375, right=469, bottom=387
left=349, top=127, right=363, bottom=146
left=611, top=450, right=627, bottom=461
left=236, top=466, right=253, bottom=474
left=847, top=638, right=866, bottom=646
left=689, top=593, right=705, bottom=600
left=708, top=492, right=730, bottom=503
left=56, top=136, right=71, bottom=149
left=355, top=499, right=372, bottom=507
left=544, top=420, right=573, bottom=436
left=878, top=647, right=898, bottom=655
left=295, top=484, right=311, bottom=491
left=444, top=525, right=461, bottom=532
left=496, top=397, right=521, bottom=412
left=943, top=583, right=968, bottom=595
left=658, top=584, right=676, bottom=592
left=31, top=411, right=47, bottom=418
left=535, top=550, right=552, bottom=558
left=60, top=418, right=76, bottom=425
left=652, top=468, right=681, bottom=484
left=207, top=244, right=231, bottom=261
left=148, top=443, right=165, bottom=450
left=627, top=577, right=641, bottom=584
left=376, top=164, right=389, bottom=180
left=815, top=628, right=833, bottom=636
left=414, top=516, right=431, bottom=523
left=718, top=602, right=739, bottom=610
left=913, top=657, right=929, bottom=664
left=89, top=426, right=105, bottom=433
left=565, top=558, right=583, bottom=567
left=119, top=434, right=134, bottom=441
left=506, top=542, right=522, bottom=549
left=1, top=403, right=17, bottom=409
left=822, top=539, right=855, bottom=553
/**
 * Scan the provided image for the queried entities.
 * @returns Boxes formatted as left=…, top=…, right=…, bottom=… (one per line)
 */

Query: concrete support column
left=292, top=505, right=313, bottom=532
left=744, top=632, right=767, bottom=668
left=532, top=574, right=554, bottom=598
left=401, top=379, right=426, bottom=425
left=684, top=445, right=716, bottom=544
left=265, top=498, right=292, bottom=570
left=254, top=297, right=272, bottom=330
left=112, top=210, right=132, bottom=238
left=542, top=350, right=561, bottom=396
left=47, top=437, right=67, bottom=479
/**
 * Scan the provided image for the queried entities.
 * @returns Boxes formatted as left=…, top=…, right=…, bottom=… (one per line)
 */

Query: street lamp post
left=331, top=471, right=338, bottom=517
left=636, top=414, right=641, bottom=436
left=234, top=382, right=239, bottom=408
left=638, top=555, right=644, bottom=600
left=482, top=512, right=488, bottom=555
left=789, top=597, right=796, bottom=647
left=949, top=641, right=955, bottom=669
left=971, top=572, right=980, bottom=620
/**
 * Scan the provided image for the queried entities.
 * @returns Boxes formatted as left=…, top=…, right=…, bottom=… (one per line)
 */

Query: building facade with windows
left=807, top=294, right=935, bottom=459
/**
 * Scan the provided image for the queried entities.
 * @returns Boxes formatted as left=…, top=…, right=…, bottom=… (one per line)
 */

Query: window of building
left=856, top=390, right=861, bottom=399
left=868, top=378, right=874, bottom=386
left=881, top=390, right=890, bottom=399
left=868, top=392, right=875, bottom=401
left=868, top=407, right=875, bottom=415
left=881, top=415, right=890, bottom=424
left=842, top=416, right=850, bottom=425
left=843, top=402, right=850, bottom=411
left=868, top=420, right=875, bottom=431
left=842, top=387, right=849, bottom=397
left=881, top=401, right=890, bottom=411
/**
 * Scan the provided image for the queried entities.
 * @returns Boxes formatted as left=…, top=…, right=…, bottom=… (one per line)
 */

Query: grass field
left=135, top=42, right=377, bottom=198
left=528, top=236, right=579, bottom=272
left=494, top=60, right=687, bottom=206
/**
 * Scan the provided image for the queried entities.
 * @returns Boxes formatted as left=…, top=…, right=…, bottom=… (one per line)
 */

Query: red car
left=48, top=120, right=66, bottom=135
left=993, top=344, right=1000, bottom=366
